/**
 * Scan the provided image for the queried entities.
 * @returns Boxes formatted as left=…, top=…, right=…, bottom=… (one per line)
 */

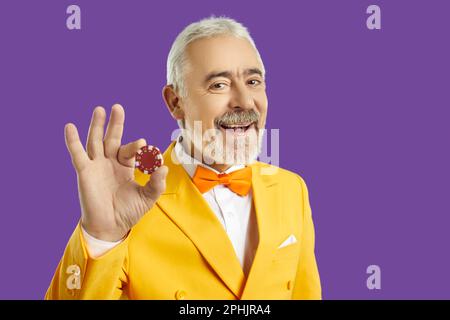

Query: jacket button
left=287, top=280, right=293, bottom=290
left=175, top=290, right=187, bottom=300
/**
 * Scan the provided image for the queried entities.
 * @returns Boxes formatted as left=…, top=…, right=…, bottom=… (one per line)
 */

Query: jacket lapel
left=240, top=163, right=281, bottom=299
left=154, top=141, right=246, bottom=298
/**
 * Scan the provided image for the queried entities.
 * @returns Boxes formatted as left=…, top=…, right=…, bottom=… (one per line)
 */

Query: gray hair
left=166, top=15, right=266, bottom=99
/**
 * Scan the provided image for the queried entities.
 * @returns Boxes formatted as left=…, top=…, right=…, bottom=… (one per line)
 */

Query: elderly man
left=45, top=16, right=321, bottom=300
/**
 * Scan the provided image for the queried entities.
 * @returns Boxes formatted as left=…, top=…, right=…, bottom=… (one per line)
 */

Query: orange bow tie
left=192, top=165, right=252, bottom=196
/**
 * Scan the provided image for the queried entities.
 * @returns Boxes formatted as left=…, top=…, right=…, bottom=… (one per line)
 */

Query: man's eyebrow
left=203, top=68, right=264, bottom=84
left=244, top=68, right=263, bottom=78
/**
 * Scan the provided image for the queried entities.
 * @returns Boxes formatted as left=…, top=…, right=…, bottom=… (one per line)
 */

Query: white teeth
left=221, top=123, right=253, bottom=129
left=223, top=126, right=244, bottom=129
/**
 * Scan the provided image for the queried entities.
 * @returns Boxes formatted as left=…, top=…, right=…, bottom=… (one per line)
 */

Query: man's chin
left=184, top=125, right=263, bottom=166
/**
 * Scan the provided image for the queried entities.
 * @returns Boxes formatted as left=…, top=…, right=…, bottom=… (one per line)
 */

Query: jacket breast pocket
left=272, top=242, right=300, bottom=263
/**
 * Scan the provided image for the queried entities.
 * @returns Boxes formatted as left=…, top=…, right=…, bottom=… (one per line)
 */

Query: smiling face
left=163, top=35, right=268, bottom=171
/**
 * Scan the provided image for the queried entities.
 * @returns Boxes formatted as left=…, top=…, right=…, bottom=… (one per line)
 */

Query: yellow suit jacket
left=45, top=141, right=321, bottom=300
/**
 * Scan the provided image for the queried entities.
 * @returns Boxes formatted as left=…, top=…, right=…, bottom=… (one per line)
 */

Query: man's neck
left=209, top=163, right=233, bottom=173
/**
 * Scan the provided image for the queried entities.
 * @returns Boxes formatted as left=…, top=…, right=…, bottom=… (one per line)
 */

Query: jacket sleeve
left=45, top=221, right=130, bottom=300
left=292, top=176, right=322, bottom=300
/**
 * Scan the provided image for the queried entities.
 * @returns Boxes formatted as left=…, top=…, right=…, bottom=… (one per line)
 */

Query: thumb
left=140, top=165, right=169, bottom=203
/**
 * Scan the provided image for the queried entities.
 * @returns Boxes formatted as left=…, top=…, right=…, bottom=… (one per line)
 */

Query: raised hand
left=64, top=104, right=168, bottom=241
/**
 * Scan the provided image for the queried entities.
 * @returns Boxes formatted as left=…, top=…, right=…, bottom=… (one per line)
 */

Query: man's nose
left=230, top=84, right=255, bottom=110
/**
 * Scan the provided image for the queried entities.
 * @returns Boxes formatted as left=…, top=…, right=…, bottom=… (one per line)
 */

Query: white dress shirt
left=82, top=137, right=259, bottom=275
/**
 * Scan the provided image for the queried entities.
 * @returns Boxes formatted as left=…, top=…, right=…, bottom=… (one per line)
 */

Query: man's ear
left=162, top=85, right=185, bottom=120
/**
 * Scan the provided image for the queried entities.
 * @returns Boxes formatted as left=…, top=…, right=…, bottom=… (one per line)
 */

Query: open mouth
left=218, top=122, right=256, bottom=132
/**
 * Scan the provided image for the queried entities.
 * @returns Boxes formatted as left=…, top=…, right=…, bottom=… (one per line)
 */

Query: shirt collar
left=173, top=135, right=246, bottom=179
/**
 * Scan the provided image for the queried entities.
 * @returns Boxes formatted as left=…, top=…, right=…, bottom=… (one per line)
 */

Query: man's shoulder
left=251, top=161, right=308, bottom=189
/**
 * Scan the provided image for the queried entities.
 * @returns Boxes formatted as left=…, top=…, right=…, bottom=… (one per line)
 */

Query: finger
left=104, top=104, right=125, bottom=158
left=117, top=138, right=147, bottom=167
left=86, top=106, right=106, bottom=159
left=64, top=123, right=90, bottom=172
left=140, top=166, right=169, bottom=204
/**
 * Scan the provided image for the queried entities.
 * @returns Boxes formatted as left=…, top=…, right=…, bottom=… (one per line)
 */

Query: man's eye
left=248, top=79, right=262, bottom=86
left=210, top=83, right=227, bottom=90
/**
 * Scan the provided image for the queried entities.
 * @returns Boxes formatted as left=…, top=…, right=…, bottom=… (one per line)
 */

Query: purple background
left=0, top=0, right=449, bottom=299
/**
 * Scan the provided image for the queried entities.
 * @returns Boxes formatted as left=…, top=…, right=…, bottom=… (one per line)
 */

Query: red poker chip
left=135, top=145, right=163, bottom=175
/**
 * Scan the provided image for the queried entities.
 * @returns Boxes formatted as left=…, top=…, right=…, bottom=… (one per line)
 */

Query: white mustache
left=215, top=110, right=260, bottom=127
